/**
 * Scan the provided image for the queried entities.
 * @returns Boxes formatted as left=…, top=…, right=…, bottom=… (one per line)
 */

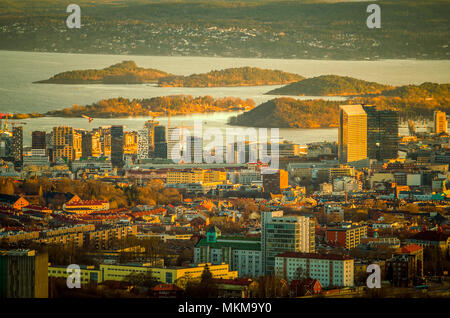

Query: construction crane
left=0, top=113, right=10, bottom=131
left=82, top=115, right=93, bottom=130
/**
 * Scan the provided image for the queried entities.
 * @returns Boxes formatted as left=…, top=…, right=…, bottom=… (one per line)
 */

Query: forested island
left=44, top=95, right=255, bottom=118
left=230, top=82, right=450, bottom=128
left=157, top=67, right=304, bottom=87
left=36, top=63, right=305, bottom=87
left=228, top=98, right=340, bottom=128
left=34, top=61, right=171, bottom=84
left=266, top=75, right=393, bottom=96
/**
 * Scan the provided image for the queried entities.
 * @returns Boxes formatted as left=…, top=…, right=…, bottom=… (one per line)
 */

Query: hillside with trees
left=34, top=61, right=171, bottom=84
left=266, top=75, right=393, bottom=96
left=157, top=67, right=305, bottom=87
left=228, top=98, right=340, bottom=128
left=380, top=82, right=450, bottom=99
left=45, top=95, right=255, bottom=118
left=1, top=1, right=448, bottom=60
left=230, top=81, right=450, bottom=128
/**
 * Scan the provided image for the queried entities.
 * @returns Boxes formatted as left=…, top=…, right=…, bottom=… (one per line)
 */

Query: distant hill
left=34, top=61, right=172, bottom=84
left=380, top=82, right=450, bottom=99
left=45, top=95, right=255, bottom=118
left=228, top=98, right=340, bottom=128
left=266, top=75, right=392, bottom=96
left=157, top=67, right=305, bottom=87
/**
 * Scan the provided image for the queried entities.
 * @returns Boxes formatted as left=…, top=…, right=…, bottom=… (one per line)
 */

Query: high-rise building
left=0, top=249, right=48, bottom=298
left=154, top=125, right=167, bottom=159
left=144, top=120, right=159, bottom=155
left=124, top=131, right=138, bottom=155
left=0, top=133, right=13, bottom=160
left=52, top=126, right=75, bottom=162
left=12, top=126, right=23, bottom=167
left=93, top=127, right=111, bottom=157
left=364, top=106, right=399, bottom=161
left=434, top=110, right=448, bottom=134
left=185, top=136, right=203, bottom=163
left=31, top=131, right=46, bottom=150
left=110, top=125, right=124, bottom=168
left=137, top=129, right=150, bottom=160
left=81, top=131, right=101, bottom=158
left=261, top=211, right=315, bottom=275
left=167, top=127, right=181, bottom=161
left=338, top=105, right=367, bottom=163
left=263, top=169, right=289, bottom=194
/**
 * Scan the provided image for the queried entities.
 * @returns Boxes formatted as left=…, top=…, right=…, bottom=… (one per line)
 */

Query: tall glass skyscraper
left=363, top=105, right=399, bottom=161
left=338, top=105, right=367, bottom=163
left=110, top=125, right=124, bottom=168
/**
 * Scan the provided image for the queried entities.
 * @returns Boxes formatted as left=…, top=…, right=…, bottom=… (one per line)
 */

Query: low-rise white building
left=274, top=252, right=354, bottom=288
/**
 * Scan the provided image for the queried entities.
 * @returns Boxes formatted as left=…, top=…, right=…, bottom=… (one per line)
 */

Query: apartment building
left=274, top=252, right=354, bottom=288
left=261, top=211, right=315, bottom=275
left=194, top=227, right=262, bottom=278
left=326, top=225, right=368, bottom=249
left=0, top=250, right=48, bottom=298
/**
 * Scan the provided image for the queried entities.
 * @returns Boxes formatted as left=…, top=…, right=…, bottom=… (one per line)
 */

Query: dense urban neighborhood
left=1, top=105, right=449, bottom=298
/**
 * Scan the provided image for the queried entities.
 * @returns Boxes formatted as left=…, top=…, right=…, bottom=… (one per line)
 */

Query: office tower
left=0, top=132, right=12, bottom=160
left=338, top=105, right=367, bottom=163
left=12, top=126, right=23, bottom=167
left=110, top=125, right=124, bottom=168
left=124, top=131, right=138, bottom=155
left=434, top=110, right=448, bottom=134
left=93, top=127, right=111, bottom=157
left=261, top=211, right=315, bottom=275
left=167, top=127, right=180, bottom=161
left=185, top=136, right=203, bottom=163
left=31, top=131, right=46, bottom=157
left=71, top=130, right=83, bottom=160
left=0, top=250, right=48, bottom=298
left=81, top=131, right=101, bottom=158
left=137, top=129, right=150, bottom=159
left=363, top=106, right=399, bottom=161
left=52, top=126, right=75, bottom=162
left=144, top=120, right=158, bottom=155
left=31, top=131, right=46, bottom=149
left=154, top=125, right=167, bottom=159
left=262, top=169, right=289, bottom=194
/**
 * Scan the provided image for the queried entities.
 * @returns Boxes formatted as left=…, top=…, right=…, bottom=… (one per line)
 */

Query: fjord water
left=1, top=50, right=449, bottom=146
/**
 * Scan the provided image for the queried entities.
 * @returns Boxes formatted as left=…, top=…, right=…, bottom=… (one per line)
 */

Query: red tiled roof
left=400, top=244, right=422, bottom=254
left=153, top=283, right=182, bottom=291
left=276, top=252, right=353, bottom=261
left=66, top=200, right=108, bottom=206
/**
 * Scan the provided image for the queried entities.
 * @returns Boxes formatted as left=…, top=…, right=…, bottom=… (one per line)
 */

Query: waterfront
left=1, top=50, right=448, bottom=146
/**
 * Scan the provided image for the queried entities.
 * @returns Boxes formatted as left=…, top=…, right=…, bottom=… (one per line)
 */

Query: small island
left=34, top=61, right=172, bottom=84
left=35, top=63, right=305, bottom=87
left=266, top=75, right=393, bottom=96
left=157, top=67, right=305, bottom=87
left=44, top=95, right=256, bottom=118
left=229, top=82, right=450, bottom=128
left=228, top=98, right=340, bottom=128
